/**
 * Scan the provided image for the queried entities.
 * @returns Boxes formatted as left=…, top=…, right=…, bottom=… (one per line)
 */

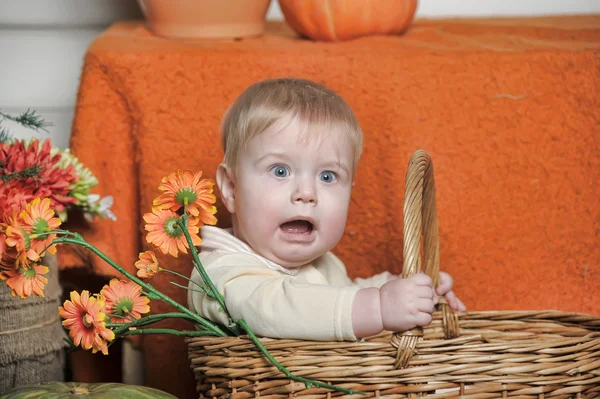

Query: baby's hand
left=436, top=272, right=467, bottom=312
left=379, top=273, right=435, bottom=332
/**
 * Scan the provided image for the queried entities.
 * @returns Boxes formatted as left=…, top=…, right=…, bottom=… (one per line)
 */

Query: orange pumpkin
left=278, top=0, right=418, bottom=41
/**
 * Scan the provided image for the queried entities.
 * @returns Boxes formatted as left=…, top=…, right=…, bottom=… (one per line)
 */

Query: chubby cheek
left=236, top=182, right=284, bottom=238
left=320, top=210, right=348, bottom=247
left=318, top=189, right=351, bottom=248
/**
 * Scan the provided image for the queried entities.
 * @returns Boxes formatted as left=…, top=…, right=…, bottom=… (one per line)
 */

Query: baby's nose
left=292, top=180, right=317, bottom=205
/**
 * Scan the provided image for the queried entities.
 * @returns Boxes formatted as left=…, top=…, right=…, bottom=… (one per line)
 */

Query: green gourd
left=0, top=382, right=177, bottom=399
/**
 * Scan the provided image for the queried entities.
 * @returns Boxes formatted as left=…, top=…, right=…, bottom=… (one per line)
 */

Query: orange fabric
left=59, top=17, right=600, bottom=398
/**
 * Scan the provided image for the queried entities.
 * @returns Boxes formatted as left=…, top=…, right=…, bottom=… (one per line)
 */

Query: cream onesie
left=188, top=226, right=392, bottom=341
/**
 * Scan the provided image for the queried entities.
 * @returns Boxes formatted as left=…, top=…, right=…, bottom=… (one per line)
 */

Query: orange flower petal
left=144, top=208, right=200, bottom=258
left=135, top=251, right=161, bottom=279
left=59, top=289, right=114, bottom=353
left=153, top=170, right=218, bottom=223
left=100, top=279, right=150, bottom=323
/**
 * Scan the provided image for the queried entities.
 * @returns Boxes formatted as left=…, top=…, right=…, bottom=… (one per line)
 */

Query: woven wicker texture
left=187, top=151, right=600, bottom=398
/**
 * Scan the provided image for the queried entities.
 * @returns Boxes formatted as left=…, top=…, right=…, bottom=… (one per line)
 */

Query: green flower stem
left=33, top=230, right=81, bottom=256
left=105, top=313, right=130, bottom=321
left=236, top=319, right=359, bottom=395
left=162, top=268, right=205, bottom=290
left=49, top=229, right=80, bottom=236
left=52, top=236, right=230, bottom=338
left=170, top=281, right=205, bottom=294
left=177, top=216, right=240, bottom=336
left=106, top=312, right=198, bottom=333
left=177, top=217, right=227, bottom=312
left=121, top=328, right=215, bottom=337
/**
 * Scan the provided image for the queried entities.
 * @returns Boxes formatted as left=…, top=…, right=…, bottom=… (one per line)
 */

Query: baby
left=188, top=77, right=466, bottom=341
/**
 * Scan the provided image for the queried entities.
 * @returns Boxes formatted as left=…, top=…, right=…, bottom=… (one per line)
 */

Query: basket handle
left=402, top=149, right=440, bottom=285
left=391, top=150, right=459, bottom=369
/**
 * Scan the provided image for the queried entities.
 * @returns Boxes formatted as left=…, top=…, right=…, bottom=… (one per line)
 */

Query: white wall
left=2, top=0, right=599, bottom=149
left=0, top=0, right=142, bottom=149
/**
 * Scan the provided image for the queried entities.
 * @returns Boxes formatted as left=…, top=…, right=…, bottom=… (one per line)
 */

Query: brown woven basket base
left=188, top=310, right=600, bottom=398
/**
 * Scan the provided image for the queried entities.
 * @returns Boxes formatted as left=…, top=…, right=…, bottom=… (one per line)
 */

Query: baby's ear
left=216, top=163, right=235, bottom=214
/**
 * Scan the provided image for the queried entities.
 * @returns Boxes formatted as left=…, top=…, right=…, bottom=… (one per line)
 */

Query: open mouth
left=279, top=219, right=314, bottom=235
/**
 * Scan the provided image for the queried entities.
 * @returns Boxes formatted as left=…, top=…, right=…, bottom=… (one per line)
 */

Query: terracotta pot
left=278, top=0, right=418, bottom=41
left=137, top=0, right=272, bottom=39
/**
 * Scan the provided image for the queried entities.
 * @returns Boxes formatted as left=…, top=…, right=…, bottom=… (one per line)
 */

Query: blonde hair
left=220, top=78, right=363, bottom=176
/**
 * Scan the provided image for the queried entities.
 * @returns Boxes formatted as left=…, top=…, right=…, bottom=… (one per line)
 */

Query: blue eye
left=319, top=171, right=336, bottom=183
left=271, top=165, right=290, bottom=178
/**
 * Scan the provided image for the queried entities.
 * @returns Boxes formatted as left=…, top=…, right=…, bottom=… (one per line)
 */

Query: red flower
left=0, top=139, right=78, bottom=216
left=0, top=182, right=35, bottom=223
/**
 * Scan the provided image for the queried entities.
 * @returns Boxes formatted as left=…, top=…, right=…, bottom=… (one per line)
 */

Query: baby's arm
left=189, top=253, right=361, bottom=341
left=352, top=273, right=435, bottom=338
left=353, top=271, right=394, bottom=288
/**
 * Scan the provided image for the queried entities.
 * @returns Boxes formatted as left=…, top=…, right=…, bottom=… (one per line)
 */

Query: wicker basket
left=187, top=150, right=600, bottom=398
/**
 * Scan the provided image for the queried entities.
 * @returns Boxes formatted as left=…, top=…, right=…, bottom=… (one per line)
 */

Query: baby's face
left=231, top=118, right=354, bottom=268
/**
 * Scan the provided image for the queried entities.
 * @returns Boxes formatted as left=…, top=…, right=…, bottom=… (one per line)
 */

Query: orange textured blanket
left=60, top=17, right=600, bottom=398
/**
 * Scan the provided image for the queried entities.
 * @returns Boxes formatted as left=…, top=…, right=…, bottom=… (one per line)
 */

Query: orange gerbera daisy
left=0, top=263, right=49, bottom=298
left=100, top=279, right=150, bottom=323
left=135, top=251, right=161, bottom=279
left=21, top=197, right=61, bottom=253
left=59, top=290, right=115, bottom=355
left=143, top=208, right=202, bottom=258
left=4, top=213, right=37, bottom=263
left=6, top=198, right=61, bottom=262
left=153, top=170, right=218, bottom=225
